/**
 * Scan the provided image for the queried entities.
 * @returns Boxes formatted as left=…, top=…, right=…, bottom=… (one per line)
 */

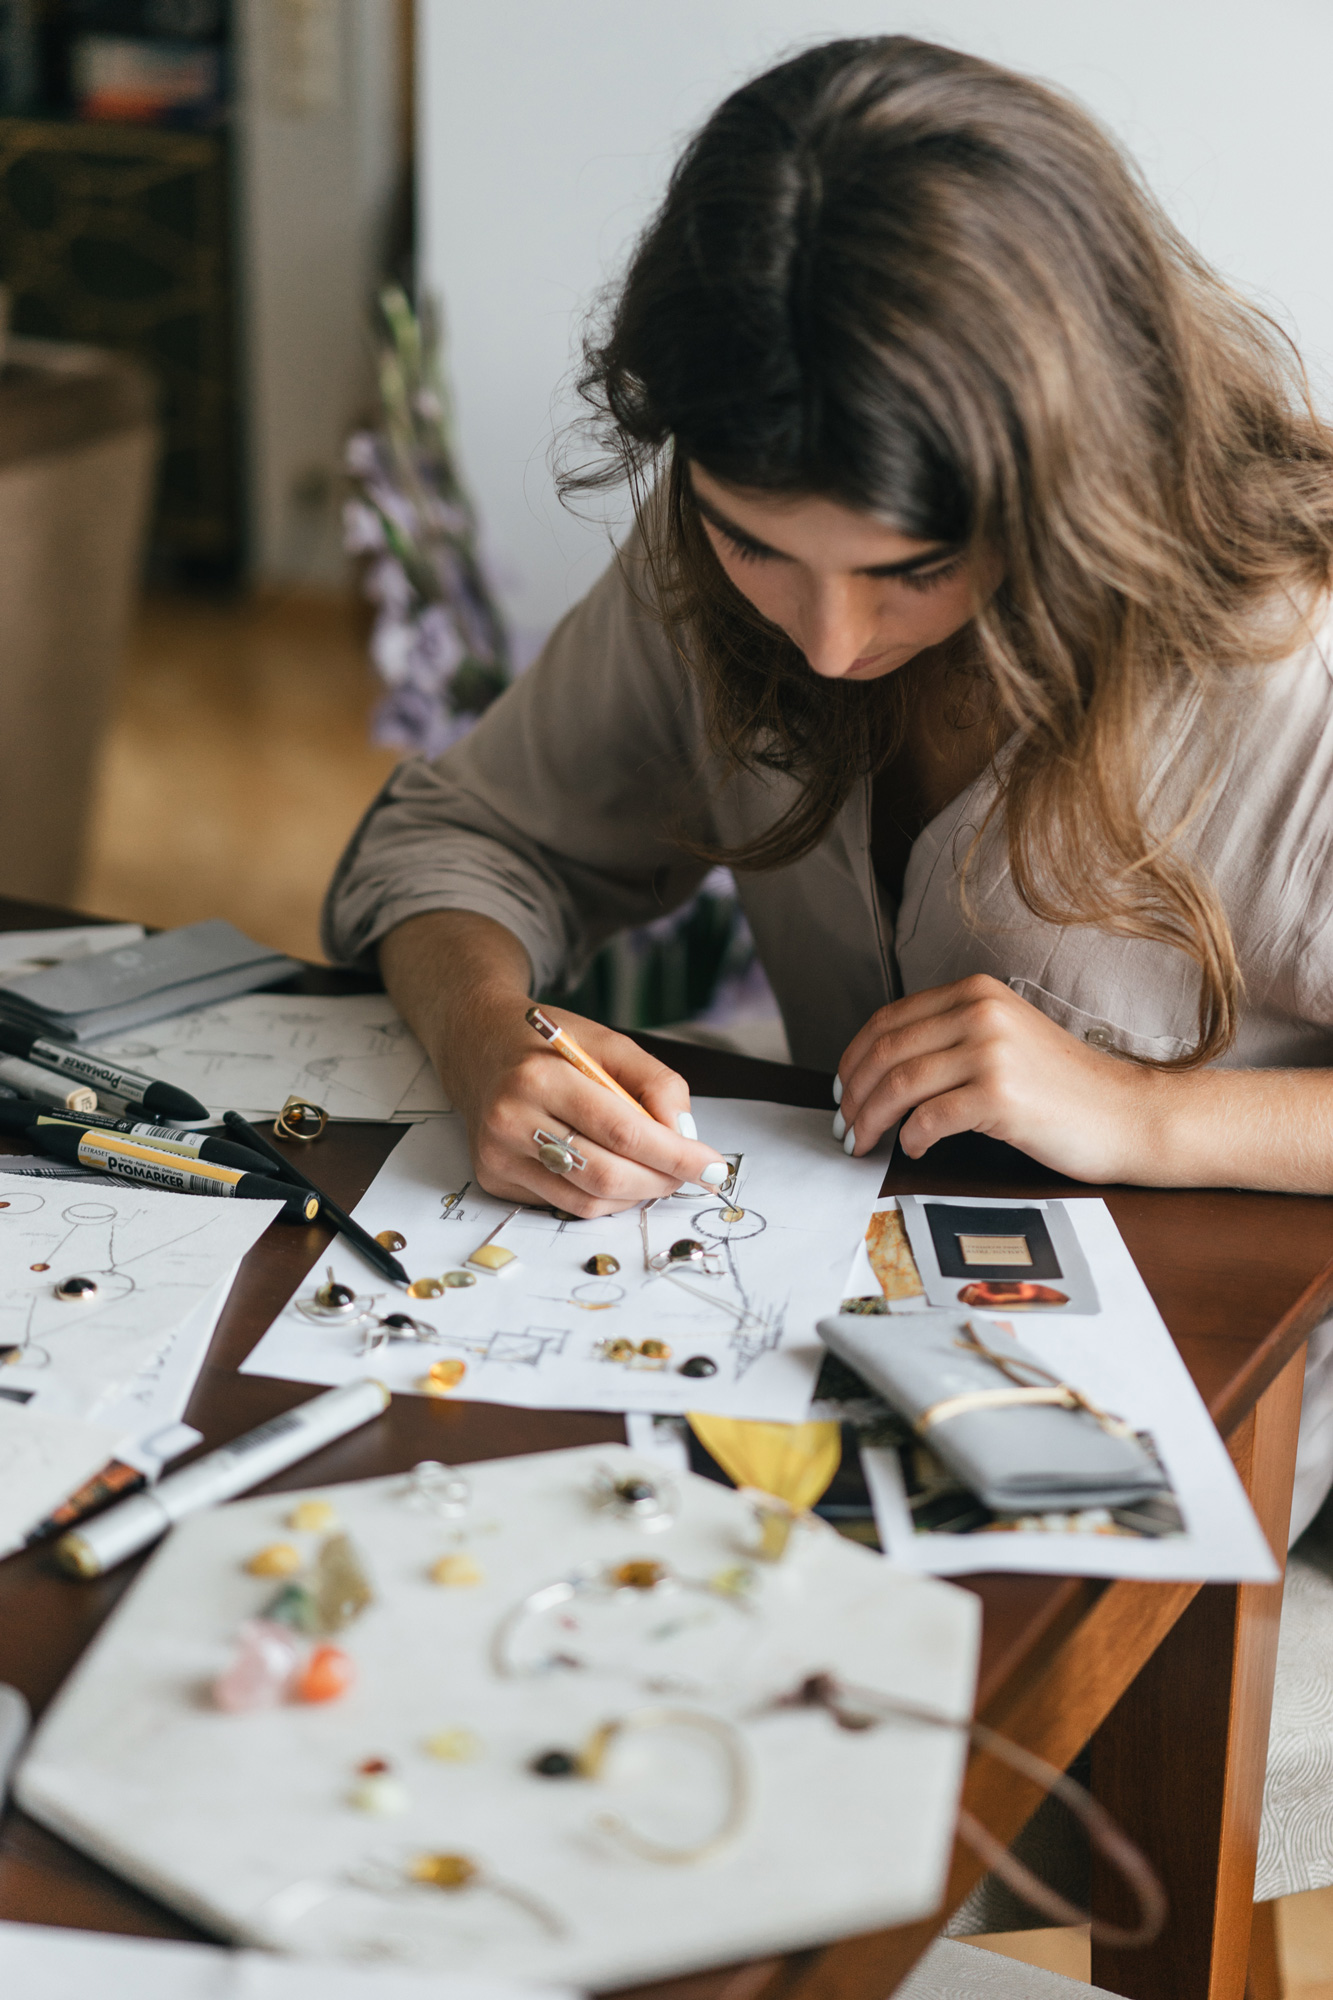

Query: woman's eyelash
left=897, top=553, right=966, bottom=592
left=719, top=526, right=771, bottom=564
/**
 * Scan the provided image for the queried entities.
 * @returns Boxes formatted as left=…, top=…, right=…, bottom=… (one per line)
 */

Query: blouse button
left=1084, top=1024, right=1114, bottom=1050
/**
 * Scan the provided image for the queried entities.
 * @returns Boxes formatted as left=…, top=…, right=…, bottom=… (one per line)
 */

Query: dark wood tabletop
left=0, top=897, right=1330, bottom=2000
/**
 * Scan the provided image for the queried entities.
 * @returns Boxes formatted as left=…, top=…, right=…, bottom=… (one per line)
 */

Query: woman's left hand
left=835, top=974, right=1161, bottom=1183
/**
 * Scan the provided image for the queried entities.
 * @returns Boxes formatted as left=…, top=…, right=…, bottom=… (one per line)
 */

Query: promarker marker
left=0, top=1054, right=96, bottom=1114
left=55, top=1379, right=391, bottom=1577
left=1, top=1104, right=272, bottom=1178
left=23, top=1123, right=319, bottom=1216
left=0, top=1023, right=208, bottom=1122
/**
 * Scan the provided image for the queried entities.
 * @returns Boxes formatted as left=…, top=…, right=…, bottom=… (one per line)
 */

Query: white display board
left=18, top=1446, right=979, bottom=1990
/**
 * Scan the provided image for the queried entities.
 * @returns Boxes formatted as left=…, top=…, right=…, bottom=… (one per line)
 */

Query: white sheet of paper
left=241, top=1104, right=888, bottom=1421
left=0, top=1920, right=578, bottom=2000
left=0, top=1402, right=119, bottom=1551
left=0, top=1175, right=281, bottom=1424
left=851, top=1196, right=1278, bottom=1582
left=92, top=1268, right=237, bottom=1462
left=0, top=924, right=145, bottom=982
left=86, top=994, right=450, bottom=1122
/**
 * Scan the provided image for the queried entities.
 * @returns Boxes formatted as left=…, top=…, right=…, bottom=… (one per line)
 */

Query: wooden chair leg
left=1090, top=1348, right=1304, bottom=2000
left=1245, top=1899, right=1282, bottom=2000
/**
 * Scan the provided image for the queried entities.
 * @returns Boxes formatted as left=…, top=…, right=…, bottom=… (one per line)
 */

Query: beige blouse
left=324, top=530, right=1333, bottom=1078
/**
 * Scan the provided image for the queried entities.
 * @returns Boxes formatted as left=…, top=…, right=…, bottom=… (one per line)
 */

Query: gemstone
left=598, top=1338, right=634, bottom=1362
left=314, top=1278, right=357, bottom=1312
left=420, top=1358, right=466, bottom=1396
left=668, top=1240, right=703, bottom=1263
left=537, top=1141, right=574, bottom=1172
left=582, top=1253, right=620, bottom=1276
left=530, top=1748, right=579, bottom=1778
left=29, top=1262, right=48, bottom=1272
left=617, top=1478, right=655, bottom=1504
left=381, top=1312, right=419, bottom=1332
left=246, top=1542, right=302, bottom=1579
left=442, top=1270, right=476, bottom=1288
left=262, top=1582, right=320, bottom=1632
left=54, top=1275, right=99, bottom=1302
left=288, top=1499, right=337, bottom=1533
left=638, top=1339, right=670, bottom=1360
left=430, top=1552, right=482, bottom=1587
left=213, top=1619, right=300, bottom=1711
left=313, top=1533, right=373, bottom=1631
left=424, top=1727, right=479, bottom=1762
left=294, top=1643, right=354, bottom=1703
left=612, top=1559, right=666, bottom=1591
left=469, top=1244, right=517, bottom=1273
left=720, top=1206, right=746, bottom=1223
left=410, top=1853, right=478, bottom=1891
left=349, top=1769, right=409, bottom=1815
left=403, top=1460, right=471, bottom=1515
left=375, top=1229, right=407, bottom=1251
left=408, top=1276, right=445, bottom=1299
left=679, top=1354, right=717, bottom=1378
left=359, top=1756, right=390, bottom=1774
left=710, top=1565, right=757, bottom=1597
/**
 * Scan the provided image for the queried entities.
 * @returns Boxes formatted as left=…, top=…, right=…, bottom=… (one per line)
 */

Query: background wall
left=236, top=0, right=403, bottom=586
left=418, top=0, right=1333, bottom=650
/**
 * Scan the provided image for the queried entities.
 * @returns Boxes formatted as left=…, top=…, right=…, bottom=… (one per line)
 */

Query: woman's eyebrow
left=691, top=488, right=957, bottom=576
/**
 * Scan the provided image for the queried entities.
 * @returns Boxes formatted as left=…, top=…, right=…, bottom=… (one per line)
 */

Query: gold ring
left=274, top=1096, right=328, bottom=1143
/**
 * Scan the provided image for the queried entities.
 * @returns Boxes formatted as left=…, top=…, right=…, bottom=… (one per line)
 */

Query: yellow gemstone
left=583, top=1253, right=620, bottom=1276
left=408, top=1276, right=444, bottom=1299
left=376, top=1229, right=408, bottom=1252
left=246, top=1542, right=301, bottom=1578
left=710, top=1565, right=757, bottom=1597
left=288, top=1500, right=336, bottom=1534
left=430, top=1552, right=483, bottom=1587
left=612, top=1559, right=666, bottom=1591
left=424, top=1727, right=479, bottom=1762
left=599, top=1338, right=634, bottom=1362
left=721, top=1206, right=745, bottom=1223
left=420, top=1358, right=466, bottom=1396
left=410, top=1852, right=478, bottom=1890
left=468, top=1244, right=516, bottom=1273
left=638, top=1339, right=671, bottom=1360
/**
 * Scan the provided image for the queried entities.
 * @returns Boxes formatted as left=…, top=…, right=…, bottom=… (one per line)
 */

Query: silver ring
left=533, top=1128, right=587, bottom=1175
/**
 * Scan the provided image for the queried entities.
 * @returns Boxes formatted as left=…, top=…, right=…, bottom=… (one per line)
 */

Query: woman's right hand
left=378, top=910, right=729, bottom=1218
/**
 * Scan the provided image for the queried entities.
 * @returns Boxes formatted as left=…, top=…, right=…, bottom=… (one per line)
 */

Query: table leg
left=1090, top=1347, right=1305, bottom=2000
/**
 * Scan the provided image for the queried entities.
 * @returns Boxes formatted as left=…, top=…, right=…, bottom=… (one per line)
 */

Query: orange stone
left=294, top=1644, right=354, bottom=1704
left=410, top=1852, right=478, bottom=1890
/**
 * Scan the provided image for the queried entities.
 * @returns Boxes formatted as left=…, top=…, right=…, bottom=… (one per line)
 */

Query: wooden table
left=0, top=899, right=1330, bottom=2000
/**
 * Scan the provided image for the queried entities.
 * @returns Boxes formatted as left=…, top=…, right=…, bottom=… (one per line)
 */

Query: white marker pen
left=55, top=1379, right=390, bottom=1578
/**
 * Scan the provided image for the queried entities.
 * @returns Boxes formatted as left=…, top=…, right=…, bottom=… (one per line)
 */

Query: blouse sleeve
left=320, top=528, right=719, bottom=992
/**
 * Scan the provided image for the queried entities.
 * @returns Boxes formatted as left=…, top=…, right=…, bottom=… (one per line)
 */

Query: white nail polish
left=676, top=1111, right=698, bottom=1141
left=832, top=1075, right=843, bottom=1105
left=843, top=1126, right=857, bottom=1155
left=832, top=1110, right=845, bottom=1142
left=700, top=1162, right=727, bottom=1185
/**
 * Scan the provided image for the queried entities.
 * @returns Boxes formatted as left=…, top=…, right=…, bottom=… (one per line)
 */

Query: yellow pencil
left=525, top=1006, right=644, bottom=1113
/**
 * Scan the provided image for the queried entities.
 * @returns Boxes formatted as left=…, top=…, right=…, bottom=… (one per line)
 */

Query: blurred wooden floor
left=65, top=589, right=1333, bottom=2000
left=75, top=590, right=400, bottom=963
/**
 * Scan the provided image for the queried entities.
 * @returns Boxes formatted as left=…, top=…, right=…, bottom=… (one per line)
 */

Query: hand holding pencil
left=377, top=911, right=730, bottom=1219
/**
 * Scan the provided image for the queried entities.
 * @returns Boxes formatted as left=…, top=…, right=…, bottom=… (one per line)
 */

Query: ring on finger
left=533, top=1129, right=588, bottom=1175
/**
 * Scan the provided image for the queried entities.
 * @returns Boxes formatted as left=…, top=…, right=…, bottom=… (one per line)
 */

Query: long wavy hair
left=564, top=36, right=1333, bottom=1065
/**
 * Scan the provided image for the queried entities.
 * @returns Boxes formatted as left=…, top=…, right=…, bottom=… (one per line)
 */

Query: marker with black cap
left=20, top=1121, right=319, bottom=1217
left=0, top=1101, right=271, bottom=1177
left=0, top=1023, right=208, bottom=1122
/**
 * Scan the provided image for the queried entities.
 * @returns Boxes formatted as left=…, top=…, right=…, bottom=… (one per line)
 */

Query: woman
left=325, top=38, right=1333, bottom=1535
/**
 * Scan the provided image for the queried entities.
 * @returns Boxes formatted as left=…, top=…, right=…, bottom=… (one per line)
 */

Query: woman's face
left=690, top=463, right=984, bottom=681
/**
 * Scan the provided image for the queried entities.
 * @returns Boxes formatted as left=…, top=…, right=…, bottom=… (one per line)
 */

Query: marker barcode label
left=226, top=1410, right=303, bottom=1455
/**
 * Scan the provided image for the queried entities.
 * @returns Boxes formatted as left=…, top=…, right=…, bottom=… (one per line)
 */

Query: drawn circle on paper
left=571, top=1280, right=625, bottom=1310
left=62, top=1202, right=119, bottom=1224
left=0, top=1193, right=45, bottom=1216
left=691, top=1205, right=768, bottom=1243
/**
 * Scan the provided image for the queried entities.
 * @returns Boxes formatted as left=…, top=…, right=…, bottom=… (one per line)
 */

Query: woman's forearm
left=377, top=909, right=532, bottom=1108
left=1133, top=1064, right=1333, bottom=1193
